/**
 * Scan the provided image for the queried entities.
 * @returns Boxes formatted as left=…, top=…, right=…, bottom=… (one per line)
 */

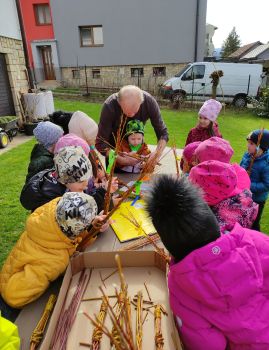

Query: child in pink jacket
left=181, top=141, right=201, bottom=175
left=184, top=99, right=222, bottom=146
left=189, top=160, right=258, bottom=233
left=146, top=175, right=269, bottom=350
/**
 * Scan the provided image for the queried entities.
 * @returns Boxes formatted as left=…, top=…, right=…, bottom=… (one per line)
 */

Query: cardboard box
left=40, top=251, right=183, bottom=350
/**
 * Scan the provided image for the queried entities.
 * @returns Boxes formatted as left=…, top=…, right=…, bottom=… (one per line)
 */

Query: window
left=34, top=4, right=51, bottom=25
left=72, top=69, right=80, bottom=79
left=79, top=26, right=103, bottom=47
left=182, top=65, right=205, bottom=80
left=153, top=67, right=166, bottom=77
left=131, top=68, right=144, bottom=77
left=92, top=69, right=101, bottom=79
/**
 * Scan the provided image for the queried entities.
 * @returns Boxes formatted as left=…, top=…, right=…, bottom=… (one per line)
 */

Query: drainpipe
left=194, top=0, right=200, bottom=61
left=15, top=0, right=34, bottom=89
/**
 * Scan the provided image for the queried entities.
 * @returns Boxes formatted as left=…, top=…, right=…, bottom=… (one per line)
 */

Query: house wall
left=18, top=0, right=54, bottom=67
left=258, top=49, right=269, bottom=61
left=0, top=0, right=29, bottom=120
left=50, top=0, right=207, bottom=67
left=0, top=0, right=21, bottom=40
left=61, top=62, right=187, bottom=93
left=0, top=36, right=29, bottom=119
left=31, top=39, right=61, bottom=82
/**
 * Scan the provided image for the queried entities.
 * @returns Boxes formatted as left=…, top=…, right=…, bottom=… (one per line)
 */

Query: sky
left=206, top=0, right=269, bottom=48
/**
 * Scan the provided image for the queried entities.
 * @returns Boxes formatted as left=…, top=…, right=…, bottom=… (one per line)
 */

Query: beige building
left=0, top=0, right=29, bottom=121
left=205, top=23, right=218, bottom=57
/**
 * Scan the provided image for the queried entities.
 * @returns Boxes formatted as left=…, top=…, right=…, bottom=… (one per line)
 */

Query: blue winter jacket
left=240, top=151, right=269, bottom=203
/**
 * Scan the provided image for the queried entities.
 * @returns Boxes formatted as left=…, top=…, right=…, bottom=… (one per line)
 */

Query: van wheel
left=233, top=95, right=247, bottom=108
left=0, top=132, right=9, bottom=148
left=172, top=92, right=185, bottom=109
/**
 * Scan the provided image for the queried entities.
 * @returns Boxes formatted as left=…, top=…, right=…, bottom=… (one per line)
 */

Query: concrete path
left=0, top=133, right=33, bottom=155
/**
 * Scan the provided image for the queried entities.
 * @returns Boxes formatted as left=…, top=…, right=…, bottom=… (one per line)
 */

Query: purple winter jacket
left=168, top=223, right=269, bottom=350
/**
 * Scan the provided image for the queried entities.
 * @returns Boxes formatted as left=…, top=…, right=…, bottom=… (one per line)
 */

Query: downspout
left=15, top=0, right=34, bottom=89
left=194, top=0, right=200, bottom=61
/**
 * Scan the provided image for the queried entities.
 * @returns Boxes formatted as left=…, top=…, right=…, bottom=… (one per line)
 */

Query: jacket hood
left=25, top=197, right=76, bottom=251
left=168, top=223, right=264, bottom=312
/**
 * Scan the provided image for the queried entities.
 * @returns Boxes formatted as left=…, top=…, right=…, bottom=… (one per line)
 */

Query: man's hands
left=116, top=153, right=140, bottom=167
left=143, top=139, right=166, bottom=171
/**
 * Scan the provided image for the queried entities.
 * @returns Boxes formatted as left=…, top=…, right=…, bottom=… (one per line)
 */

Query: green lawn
left=0, top=99, right=268, bottom=267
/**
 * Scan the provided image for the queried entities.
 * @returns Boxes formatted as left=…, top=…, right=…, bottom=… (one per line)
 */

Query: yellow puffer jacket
left=0, top=198, right=77, bottom=308
left=0, top=315, right=20, bottom=350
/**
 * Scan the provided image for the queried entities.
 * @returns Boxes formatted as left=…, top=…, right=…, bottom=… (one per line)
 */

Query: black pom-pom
left=146, top=175, right=220, bottom=261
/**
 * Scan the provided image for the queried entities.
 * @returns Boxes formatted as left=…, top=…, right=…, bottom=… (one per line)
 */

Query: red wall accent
left=19, top=0, right=54, bottom=67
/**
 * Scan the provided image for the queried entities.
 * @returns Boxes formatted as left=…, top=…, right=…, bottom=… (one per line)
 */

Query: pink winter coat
left=168, top=223, right=269, bottom=350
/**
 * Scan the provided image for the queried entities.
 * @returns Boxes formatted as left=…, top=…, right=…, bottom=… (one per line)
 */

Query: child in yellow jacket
left=0, top=192, right=108, bottom=309
left=0, top=315, right=20, bottom=349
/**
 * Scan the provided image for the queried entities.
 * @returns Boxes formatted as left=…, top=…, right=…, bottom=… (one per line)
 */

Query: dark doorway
left=0, top=54, right=15, bottom=116
left=40, top=46, right=55, bottom=80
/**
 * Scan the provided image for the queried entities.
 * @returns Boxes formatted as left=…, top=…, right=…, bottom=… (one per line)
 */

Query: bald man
left=96, top=85, right=169, bottom=169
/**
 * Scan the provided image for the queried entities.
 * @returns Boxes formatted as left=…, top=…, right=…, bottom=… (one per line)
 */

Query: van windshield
left=175, top=64, right=191, bottom=77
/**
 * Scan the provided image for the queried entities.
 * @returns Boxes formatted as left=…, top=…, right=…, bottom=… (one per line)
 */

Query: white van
left=160, top=62, right=263, bottom=107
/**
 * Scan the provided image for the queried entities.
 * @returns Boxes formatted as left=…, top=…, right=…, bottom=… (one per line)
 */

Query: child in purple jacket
left=146, top=175, right=269, bottom=350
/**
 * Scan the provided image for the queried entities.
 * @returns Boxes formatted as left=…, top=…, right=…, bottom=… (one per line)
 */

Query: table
left=16, top=172, right=164, bottom=348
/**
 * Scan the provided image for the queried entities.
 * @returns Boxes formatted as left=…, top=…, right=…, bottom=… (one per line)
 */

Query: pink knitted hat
left=195, top=137, right=234, bottom=163
left=189, top=160, right=246, bottom=205
left=198, top=99, right=222, bottom=122
left=54, top=133, right=90, bottom=156
left=182, top=141, right=201, bottom=163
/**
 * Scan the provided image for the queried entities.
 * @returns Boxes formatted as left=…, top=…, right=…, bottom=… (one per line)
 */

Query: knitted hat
left=182, top=141, right=201, bottom=163
left=195, top=137, right=234, bottom=163
left=54, top=133, right=90, bottom=156
left=198, top=99, right=222, bottom=122
left=33, top=121, right=64, bottom=149
left=189, top=160, right=246, bottom=206
left=247, top=129, right=269, bottom=151
left=54, top=146, right=92, bottom=184
left=68, top=111, right=98, bottom=145
left=146, top=175, right=220, bottom=262
left=56, top=192, right=97, bottom=237
left=126, top=119, right=145, bottom=136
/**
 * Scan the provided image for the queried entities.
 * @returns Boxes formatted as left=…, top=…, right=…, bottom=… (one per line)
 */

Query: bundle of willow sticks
left=82, top=254, right=167, bottom=350
left=50, top=269, right=91, bottom=350
left=120, top=233, right=161, bottom=251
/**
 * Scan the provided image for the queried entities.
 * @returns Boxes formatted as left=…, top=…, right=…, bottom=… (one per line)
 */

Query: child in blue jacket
left=240, top=129, right=269, bottom=231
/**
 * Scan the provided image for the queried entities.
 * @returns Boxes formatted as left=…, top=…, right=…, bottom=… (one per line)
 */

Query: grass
left=0, top=139, right=35, bottom=266
left=0, top=98, right=268, bottom=267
